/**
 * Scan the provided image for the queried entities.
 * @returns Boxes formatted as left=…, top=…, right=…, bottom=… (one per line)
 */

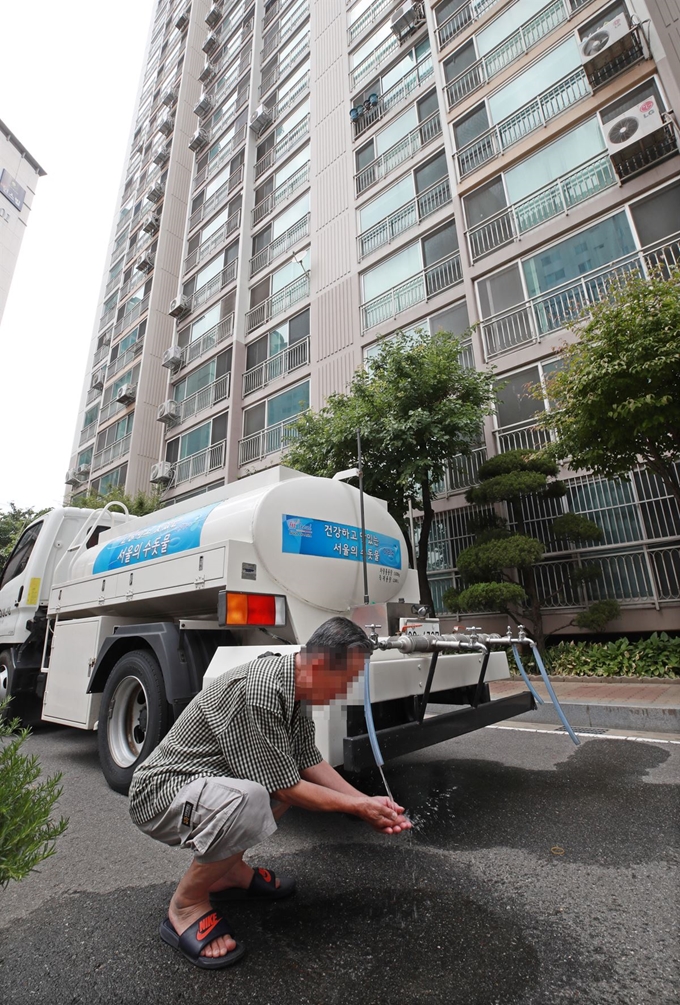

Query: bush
left=520, top=633, right=680, bottom=679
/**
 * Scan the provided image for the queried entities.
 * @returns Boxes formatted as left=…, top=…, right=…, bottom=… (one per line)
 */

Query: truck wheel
left=0, top=648, right=42, bottom=726
left=98, top=650, right=169, bottom=795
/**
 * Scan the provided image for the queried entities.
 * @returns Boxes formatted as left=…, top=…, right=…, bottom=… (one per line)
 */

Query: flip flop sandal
left=159, top=910, right=246, bottom=969
left=211, top=867, right=296, bottom=904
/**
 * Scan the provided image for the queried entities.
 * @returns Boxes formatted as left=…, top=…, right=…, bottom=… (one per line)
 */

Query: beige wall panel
left=315, top=276, right=357, bottom=360
left=316, top=349, right=357, bottom=405
left=312, top=0, right=342, bottom=38
left=315, top=212, right=353, bottom=289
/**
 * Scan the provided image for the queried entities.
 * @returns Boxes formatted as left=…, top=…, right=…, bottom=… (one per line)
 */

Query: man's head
left=294, top=617, right=373, bottom=706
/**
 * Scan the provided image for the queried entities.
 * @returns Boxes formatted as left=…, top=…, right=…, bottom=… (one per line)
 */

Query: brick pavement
left=490, top=676, right=680, bottom=708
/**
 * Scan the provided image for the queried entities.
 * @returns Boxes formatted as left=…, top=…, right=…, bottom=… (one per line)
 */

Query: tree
left=285, top=331, right=496, bottom=609
left=540, top=268, right=680, bottom=507
left=0, top=700, right=68, bottom=888
left=442, top=450, right=620, bottom=649
left=0, top=505, right=51, bottom=565
left=70, top=487, right=163, bottom=517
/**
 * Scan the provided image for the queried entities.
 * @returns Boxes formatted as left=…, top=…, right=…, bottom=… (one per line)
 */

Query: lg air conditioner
left=579, top=14, right=632, bottom=65
left=136, top=250, right=155, bottom=273
left=205, top=5, right=222, bottom=29
left=65, top=469, right=81, bottom=487
left=162, top=345, right=184, bottom=371
left=157, top=400, right=181, bottom=425
left=76, top=463, right=91, bottom=478
left=199, top=61, right=217, bottom=84
left=169, top=295, right=191, bottom=319
left=91, top=368, right=106, bottom=390
left=250, top=104, right=272, bottom=134
left=158, top=113, right=174, bottom=137
left=141, top=212, right=160, bottom=235
left=153, top=143, right=170, bottom=166
left=194, top=94, right=214, bottom=118
left=175, top=8, right=190, bottom=31
left=147, top=181, right=165, bottom=203
left=116, top=384, right=137, bottom=405
left=150, top=462, right=174, bottom=485
left=162, top=87, right=178, bottom=107
left=203, top=32, right=219, bottom=55
left=189, top=128, right=209, bottom=151
left=390, top=1, right=424, bottom=41
left=602, top=95, right=665, bottom=156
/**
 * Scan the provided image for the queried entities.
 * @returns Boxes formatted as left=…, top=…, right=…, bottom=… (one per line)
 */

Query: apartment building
left=67, top=0, right=680, bottom=631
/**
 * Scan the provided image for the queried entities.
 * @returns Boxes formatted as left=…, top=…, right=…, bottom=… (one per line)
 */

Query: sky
left=0, top=0, right=156, bottom=511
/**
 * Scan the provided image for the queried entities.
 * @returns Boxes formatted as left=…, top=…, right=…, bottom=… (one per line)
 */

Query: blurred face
left=294, top=648, right=366, bottom=706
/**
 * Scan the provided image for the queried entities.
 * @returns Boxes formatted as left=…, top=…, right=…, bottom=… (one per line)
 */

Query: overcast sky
left=0, top=0, right=156, bottom=511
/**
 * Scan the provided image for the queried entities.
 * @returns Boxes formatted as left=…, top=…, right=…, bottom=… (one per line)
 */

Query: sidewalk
left=489, top=675, right=680, bottom=735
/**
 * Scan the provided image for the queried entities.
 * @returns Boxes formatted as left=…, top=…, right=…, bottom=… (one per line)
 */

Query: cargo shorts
left=137, top=776, right=278, bottom=863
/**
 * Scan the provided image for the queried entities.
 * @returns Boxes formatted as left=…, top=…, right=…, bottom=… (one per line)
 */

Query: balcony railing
left=208, top=91, right=249, bottom=145
left=348, top=0, right=393, bottom=44
left=246, top=273, right=310, bottom=332
left=113, top=293, right=150, bottom=337
left=481, top=233, right=680, bottom=359
left=361, top=250, right=462, bottom=330
left=107, top=338, right=144, bottom=381
left=262, top=2, right=309, bottom=61
left=255, top=114, right=310, bottom=178
left=177, top=372, right=231, bottom=424
left=250, top=214, right=311, bottom=276
left=238, top=416, right=303, bottom=465
left=467, top=153, right=617, bottom=261
left=118, top=269, right=146, bottom=303
left=93, top=343, right=110, bottom=367
left=446, top=0, right=568, bottom=110
left=351, top=32, right=399, bottom=90
left=355, top=110, right=441, bottom=195
left=270, top=70, right=310, bottom=126
left=92, top=432, right=132, bottom=473
left=185, top=210, right=241, bottom=272
left=446, top=447, right=488, bottom=491
left=456, top=67, right=590, bottom=178
left=252, top=161, right=310, bottom=225
left=104, top=269, right=123, bottom=300
left=180, top=315, right=234, bottom=367
left=353, top=52, right=434, bottom=139
left=193, top=123, right=248, bottom=191
left=495, top=420, right=552, bottom=453
left=436, top=0, right=502, bottom=50
left=189, top=165, right=243, bottom=232
left=99, top=305, right=117, bottom=332
left=243, top=336, right=310, bottom=395
left=358, top=176, right=451, bottom=258
left=260, top=33, right=310, bottom=96
left=174, top=440, right=226, bottom=486
left=80, top=420, right=98, bottom=446
left=190, top=259, right=238, bottom=313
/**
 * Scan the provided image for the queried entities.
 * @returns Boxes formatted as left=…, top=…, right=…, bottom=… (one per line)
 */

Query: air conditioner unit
left=194, top=94, right=214, bottom=118
left=162, top=87, right=178, bottom=107
left=199, top=61, right=217, bottom=83
left=157, top=400, right=181, bottom=425
left=76, top=462, right=91, bottom=478
left=65, top=469, right=82, bottom=487
left=116, top=384, right=137, bottom=405
left=142, top=212, right=160, bottom=235
left=153, top=143, right=170, bottom=166
left=91, top=368, right=106, bottom=390
left=158, top=113, right=174, bottom=136
left=579, top=14, right=633, bottom=71
left=202, top=32, right=219, bottom=55
left=250, top=104, right=272, bottom=133
left=169, top=295, right=192, bottom=319
left=390, top=1, right=424, bottom=40
left=147, top=181, right=165, bottom=203
left=205, top=4, right=222, bottom=28
left=189, top=128, right=209, bottom=151
left=162, top=344, right=184, bottom=371
left=136, top=250, right=155, bottom=273
left=150, top=461, right=174, bottom=485
left=175, top=8, right=190, bottom=31
left=602, top=95, right=665, bottom=157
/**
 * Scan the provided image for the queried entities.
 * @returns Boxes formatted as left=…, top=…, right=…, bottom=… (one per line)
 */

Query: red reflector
left=247, top=594, right=276, bottom=625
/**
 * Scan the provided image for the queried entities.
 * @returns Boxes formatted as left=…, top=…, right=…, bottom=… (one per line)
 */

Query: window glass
left=0, top=523, right=43, bottom=589
left=78, top=446, right=93, bottom=466
left=195, top=251, right=225, bottom=290
left=430, top=301, right=469, bottom=336
left=351, top=19, right=392, bottom=68
left=422, top=221, right=458, bottom=266
left=362, top=243, right=422, bottom=301
left=275, top=99, right=309, bottom=140
left=279, top=59, right=310, bottom=100
left=348, top=0, right=373, bottom=27
left=600, top=79, right=664, bottom=125
left=359, top=175, right=414, bottom=232
left=444, top=40, right=476, bottom=83
left=477, top=264, right=524, bottom=318
left=453, top=103, right=489, bottom=149
left=175, top=360, right=216, bottom=401
left=435, top=0, right=461, bottom=25
left=208, top=123, right=235, bottom=161
left=272, top=249, right=309, bottom=293
left=246, top=335, right=269, bottom=370
left=477, top=0, right=552, bottom=55
left=417, top=90, right=439, bottom=121
left=382, top=38, right=430, bottom=92
left=83, top=405, right=99, bottom=427
left=180, top=421, right=211, bottom=458
left=202, top=205, right=229, bottom=241
left=275, top=144, right=310, bottom=185
left=97, top=465, right=127, bottom=495
left=356, top=139, right=375, bottom=172
left=464, top=176, right=507, bottom=227
left=288, top=307, right=310, bottom=344
left=488, top=38, right=580, bottom=123
left=504, top=118, right=605, bottom=203
left=578, top=1, right=627, bottom=39
left=414, top=151, right=448, bottom=194
left=630, top=181, right=680, bottom=247
left=376, top=106, right=418, bottom=156
left=266, top=381, right=310, bottom=426
left=244, top=402, right=266, bottom=435
left=495, top=367, right=543, bottom=427
left=279, top=28, right=309, bottom=64
left=190, top=304, right=221, bottom=342
left=272, top=192, right=310, bottom=238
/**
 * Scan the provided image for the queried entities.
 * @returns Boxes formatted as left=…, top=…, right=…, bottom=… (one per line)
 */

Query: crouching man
left=128, top=616, right=411, bottom=970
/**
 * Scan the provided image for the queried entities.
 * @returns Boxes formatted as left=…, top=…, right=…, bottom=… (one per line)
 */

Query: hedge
left=520, top=633, right=680, bottom=679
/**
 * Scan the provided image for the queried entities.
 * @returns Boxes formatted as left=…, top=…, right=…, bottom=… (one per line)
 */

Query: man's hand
left=358, top=795, right=412, bottom=835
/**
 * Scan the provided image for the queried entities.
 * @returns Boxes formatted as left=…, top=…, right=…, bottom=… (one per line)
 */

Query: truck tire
left=0, top=648, right=42, bottom=726
left=98, top=649, right=169, bottom=795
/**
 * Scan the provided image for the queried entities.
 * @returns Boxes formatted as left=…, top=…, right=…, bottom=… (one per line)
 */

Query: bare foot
left=210, top=860, right=281, bottom=894
left=169, top=898, right=236, bottom=959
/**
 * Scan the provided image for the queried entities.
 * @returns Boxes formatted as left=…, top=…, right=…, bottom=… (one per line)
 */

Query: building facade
left=67, top=0, right=680, bottom=632
left=0, top=121, right=45, bottom=327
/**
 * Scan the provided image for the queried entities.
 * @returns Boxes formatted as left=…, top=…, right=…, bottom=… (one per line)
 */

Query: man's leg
left=169, top=854, right=242, bottom=959
left=208, top=802, right=289, bottom=895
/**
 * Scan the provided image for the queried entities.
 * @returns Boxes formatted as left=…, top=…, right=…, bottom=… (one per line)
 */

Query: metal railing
left=104, top=268, right=123, bottom=299
left=246, top=273, right=310, bottom=332
left=348, top=0, right=393, bottom=43
left=80, top=420, right=98, bottom=446
left=193, top=123, right=248, bottom=191
left=180, top=314, right=234, bottom=367
left=107, top=338, right=145, bottom=381
left=351, top=32, right=399, bottom=90
left=93, top=343, right=110, bottom=367
left=177, top=373, right=231, bottom=424
left=467, top=153, right=617, bottom=261
left=456, top=67, right=590, bottom=178
left=250, top=214, right=310, bottom=275
left=99, top=305, right=117, bottom=332
left=185, top=210, right=241, bottom=272
left=242, top=336, right=310, bottom=395
left=260, top=33, right=310, bottom=96
left=270, top=70, right=310, bottom=126
left=190, top=259, right=238, bottom=313
left=534, top=545, right=680, bottom=607
left=436, top=0, right=502, bottom=49
left=113, top=294, right=150, bottom=337
left=255, top=115, right=310, bottom=178
left=481, top=233, right=680, bottom=359
left=174, top=440, right=226, bottom=486
left=353, top=52, right=434, bottom=138
left=358, top=176, right=451, bottom=258
left=189, top=165, right=243, bottom=232
left=238, top=415, right=303, bottom=465
left=92, top=432, right=132, bottom=473
left=208, top=90, right=249, bottom=145
left=262, top=2, right=309, bottom=61
left=355, top=110, right=441, bottom=195
left=495, top=420, right=552, bottom=453
left=445, top=447, right=488, bottom=491
left=252, top=161, right=310, bottom=225
left=361, top=251, right=462, bottom=330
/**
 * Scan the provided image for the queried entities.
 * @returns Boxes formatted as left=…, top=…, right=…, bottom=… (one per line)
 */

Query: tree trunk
left=390, top=510, right=414, bottom=568
left=644, top=445, right=680, bottom=511
left=416, top=478, right=435, bottom=611
left=510, top=499, right=546, bottom=651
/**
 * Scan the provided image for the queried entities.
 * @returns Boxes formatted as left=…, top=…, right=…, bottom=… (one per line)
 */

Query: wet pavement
left=1, top=724, right=678, bottom=1005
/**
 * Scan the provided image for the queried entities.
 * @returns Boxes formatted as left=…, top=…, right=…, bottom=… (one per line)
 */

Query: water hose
left=362, top=655, right=396, bottom=804
left=511, top=644, right=544, bottom=706
left=527, top=643, right=580, bottom=746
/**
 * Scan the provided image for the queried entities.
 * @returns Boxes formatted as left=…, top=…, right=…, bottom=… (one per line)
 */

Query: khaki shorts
left=138, top=777, right=278, bottom=863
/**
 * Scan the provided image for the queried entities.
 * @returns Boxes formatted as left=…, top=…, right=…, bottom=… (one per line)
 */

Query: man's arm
left=301, top=759, right=365, bottom=797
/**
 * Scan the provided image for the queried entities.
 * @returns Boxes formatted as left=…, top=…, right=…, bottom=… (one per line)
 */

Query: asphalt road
left=1, top=724, right=678, bottom=1005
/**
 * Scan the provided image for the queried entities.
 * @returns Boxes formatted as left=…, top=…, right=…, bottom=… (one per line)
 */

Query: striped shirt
left=128, top=652, right=322, bottom=826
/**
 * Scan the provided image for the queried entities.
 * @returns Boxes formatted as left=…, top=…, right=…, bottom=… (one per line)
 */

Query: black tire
left=98, top=649, right=169, bottom=795
left=0, top=648, right=42, bottom=726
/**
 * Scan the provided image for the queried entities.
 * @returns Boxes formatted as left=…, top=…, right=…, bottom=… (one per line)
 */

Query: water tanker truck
left=0, top=467, right=544, bottom=794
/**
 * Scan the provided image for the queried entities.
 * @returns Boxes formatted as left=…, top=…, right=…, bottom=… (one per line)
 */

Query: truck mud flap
left=343, top=690, right=536, bottom=772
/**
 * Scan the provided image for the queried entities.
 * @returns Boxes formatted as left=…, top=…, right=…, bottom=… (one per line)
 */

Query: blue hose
left=363, top=656, right=384, bottom=767
left=528, top=643, right=580, bottom=746
left=511, top=644, right=544, bottom=705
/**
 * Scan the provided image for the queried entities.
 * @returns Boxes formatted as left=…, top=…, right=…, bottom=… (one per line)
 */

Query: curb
left=516, top=701, right=680, bottom=734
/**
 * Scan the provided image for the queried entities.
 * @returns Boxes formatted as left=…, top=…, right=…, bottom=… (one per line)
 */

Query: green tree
left=0, top=505, right=52, bottom=565
left=539, top=268, right=680, bottom=507
left=70, top=487, right=163, bottom=517
left=284, top=330, right=496, bottom=609
left=0, top=700, right=68, bottom=888
left=442, top=450, right=620, bottom=649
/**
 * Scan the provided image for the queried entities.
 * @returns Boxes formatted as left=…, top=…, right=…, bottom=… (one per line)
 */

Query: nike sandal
left=211, top=867, right=296, bottom=904
left=159, top=910, right=246, bottom=969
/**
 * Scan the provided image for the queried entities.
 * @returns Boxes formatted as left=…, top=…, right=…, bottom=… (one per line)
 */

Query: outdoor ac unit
left=153, top=143, right=170, bottom=166
left=189, top=128, right=209, bottom=151
left=158, top=113, right=174, bottom=136
left=142, top=212, right=160, bottom=235
left=162, top=345, right=184, bottom=371
left=390, top=1, right=424, bottom=40
left=157, top=400, right=181, bottom=425
left=91, top=368, right=106, bottom=390
left=116, top=384, right=137, bottom=405
left=136, top=250, right=155, bottom=273
left=175, top=8, right=190, bottom=31
left=150, top=461, right=174, bottom=485
left=579, top=14, right=633, bottom=70
left=162, top=87, right=178, bottom=107
left=76, top=462, right=91, bottom=478
left=250, top=104, right=272, bottom=133
left=65, top=469, right=81, bottom=486
left=199, top=61, right=217, bottom=83
left=203, top=32, right=219, bottom=55
left=194, top=94, right=214, bottom=118
left=169, top=295, right=191, bottom=319
left=205, top=4, right=221, bottom=28
left=601, top=95, right=665, bottom=156
left=147, top=181, right=165, bottom=203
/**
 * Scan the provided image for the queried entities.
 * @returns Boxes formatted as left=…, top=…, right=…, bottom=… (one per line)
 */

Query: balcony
left=348, top=0, right=393, bottom=44
left=173, top=440, right=227, bottom=486
left=243, top=336, right=310, bottom=395
left=361, top=250, right=463, bottom=330
left=355, top=111, right=442, bottom=195
left=107, top=338, right=145, bottom=381
left=270, top=70, right=310, bottom=127
left=353, top=52, right=433, bottom=139
left=118, top=269, right=147, bottom=303
left=185, top=210, right=241, bottom=272
left=92, top=432, right=132, bottom=474
left=436, top=0, right=502, bottom=50
left=457, top=68, right=591, bottom=179
left=250, top=214, right=311, bottom=276
left=207, top=91, right=249, bottom=146
left=358, top=176, right=451, bottom=258
left=350, top=32, right=399, bottom=91
left=99, top=393, right=133, bottom=425
left=193, top=123, right=247, bottom=191
left=113, top=293, right=150, bottom=337
left=104, top=268, right=123, bottom=300
left=446, top=446, right=488, bottom=491
left=255, top=115, right=310, bottom=178
left=262, top=2, right=309, bottom=61
left=480, top=233, right=680, bottom=359
left=238, top=416, right=302, bottom=465
left=495, top=420, right=552, bottom=453
left=177, top=373, right=231, bottom=424
left=180, top=314, right=234, bottom=367
left=79, top=420, right=98, bottom=446
left=252, top=161, right=310, bottom=226
left=260, top=33, right=310, bottom=96
left=99, top=305, right=117, bottom=332
left=246, top=273, right=310, bottom=332
left=189, top=165, right=244, bottom=232
left=467, top=153, right=617, bottom=261
left=190, top=259, right=238, bottom=313
left=93, top=342, right=110, bottom=367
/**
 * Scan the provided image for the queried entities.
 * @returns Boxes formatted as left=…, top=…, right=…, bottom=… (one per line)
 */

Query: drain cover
left=557, top=726, right=608, bottom=735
